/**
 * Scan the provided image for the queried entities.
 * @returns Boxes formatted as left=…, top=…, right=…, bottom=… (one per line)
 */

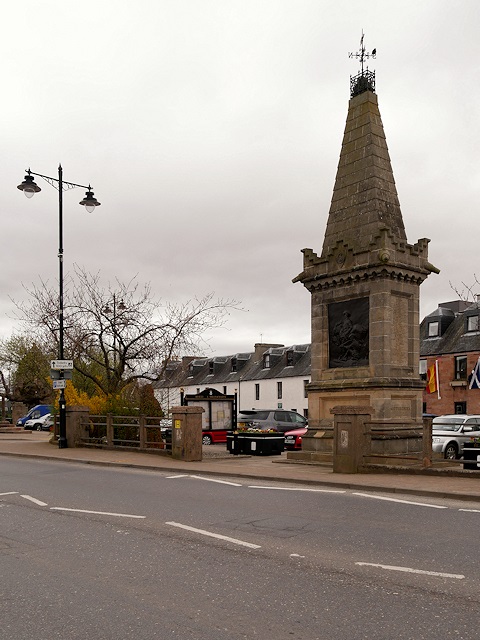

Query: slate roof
left=420, top=302, right=480, bottom=356
left=154, top=344, right=311, bottom=390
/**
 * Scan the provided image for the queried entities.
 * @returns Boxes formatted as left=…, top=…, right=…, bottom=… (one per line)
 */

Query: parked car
left=431, top=415, right=480, bottom=460
left=24, top=413, right=54, bottom=432
left=284, top=426, right=308, bottom=450
left=16, top=404, right=53, bottom=427
left=237, top=409, right=307, bottom=434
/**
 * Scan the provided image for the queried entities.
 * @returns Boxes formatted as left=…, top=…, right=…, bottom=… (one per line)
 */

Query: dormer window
left=263, top=354, right=271, bottom=369
left=231, top=357, right=237, bottom=372
left=208, top=361, right=214, bottom=375
left=428, top=321, right=439, bottom=337
left=467, top=315, right=479, bottom=332
left=286, top=351, right=294, bottom=366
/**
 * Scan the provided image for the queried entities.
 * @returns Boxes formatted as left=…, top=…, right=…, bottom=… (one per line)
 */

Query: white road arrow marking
left=352, top=492, right=447, bottom=509
left=166, top=521, right=261, bottom=549
left=189, top=475, right=242, bottom=486
left=21, top=495, right=48, bottom=506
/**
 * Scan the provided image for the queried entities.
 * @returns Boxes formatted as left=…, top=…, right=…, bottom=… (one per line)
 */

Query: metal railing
left=80, top=414, right=171, bottom=452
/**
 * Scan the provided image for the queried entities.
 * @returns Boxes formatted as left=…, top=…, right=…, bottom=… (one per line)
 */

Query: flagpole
left=435, top=359, right=441, bottom=400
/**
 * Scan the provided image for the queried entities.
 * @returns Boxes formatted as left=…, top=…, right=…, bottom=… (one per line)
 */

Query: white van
left=432, top=415, right=480, bottom=459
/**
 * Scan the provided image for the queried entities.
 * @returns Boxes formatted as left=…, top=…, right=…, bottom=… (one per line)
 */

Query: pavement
left=1, top=431, right=480, bottom=502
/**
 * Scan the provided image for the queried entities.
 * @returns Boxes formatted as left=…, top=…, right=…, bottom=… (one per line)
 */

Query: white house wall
left=155, top=376, right=309, bottom=418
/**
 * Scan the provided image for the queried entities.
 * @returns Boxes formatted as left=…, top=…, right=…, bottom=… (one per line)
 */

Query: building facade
left=154, top=343, right=311, bottom=419
left=420, top=300, right=480, bottom=415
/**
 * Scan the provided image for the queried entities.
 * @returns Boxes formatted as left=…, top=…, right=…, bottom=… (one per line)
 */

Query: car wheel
left=36, top=423, right=43, bottom=431
left=444, top=443, right=458, bottom=460
left=202, top=434, right=212, bottom=445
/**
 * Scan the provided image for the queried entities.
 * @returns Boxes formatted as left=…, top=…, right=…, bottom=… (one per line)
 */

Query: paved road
left=2, top=457, right=480, bottom=639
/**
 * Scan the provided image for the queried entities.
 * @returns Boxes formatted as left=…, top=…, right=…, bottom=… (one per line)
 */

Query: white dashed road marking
left=50, top=507, right=146, bottom=519
left=356, top=562, right=465, bottom=580
left=248, top=486, right=346, bottom=493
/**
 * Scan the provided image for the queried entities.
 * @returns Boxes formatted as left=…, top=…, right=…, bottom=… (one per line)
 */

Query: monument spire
left=318, top=33, right=408, bottom=263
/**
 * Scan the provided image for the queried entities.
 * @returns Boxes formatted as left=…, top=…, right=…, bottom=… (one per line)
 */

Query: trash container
left=462, top=447, right=480, bottom=470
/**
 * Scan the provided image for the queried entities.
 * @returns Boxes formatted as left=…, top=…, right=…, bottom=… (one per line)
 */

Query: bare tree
left=14, top=266, right=239, bottom=396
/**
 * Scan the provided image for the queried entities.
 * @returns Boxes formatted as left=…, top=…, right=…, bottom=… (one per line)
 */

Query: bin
left=462, top=447, right=480, bottom=470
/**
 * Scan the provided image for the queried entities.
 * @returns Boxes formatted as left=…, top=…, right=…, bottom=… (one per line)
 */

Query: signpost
left=53, top=379, right=67, bottom=390
left=51, top=360, right=74, bottom=370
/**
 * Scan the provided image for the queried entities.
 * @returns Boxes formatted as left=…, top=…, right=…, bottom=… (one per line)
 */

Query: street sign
left=51, top=359, right=74, bottom=370
left=53, top=379, right=67, bottom=390
left=50, top=369, right=73, bottom=380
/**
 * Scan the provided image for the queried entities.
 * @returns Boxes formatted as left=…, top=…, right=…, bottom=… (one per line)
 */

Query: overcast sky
left=1, top=1, right=479, bottom=357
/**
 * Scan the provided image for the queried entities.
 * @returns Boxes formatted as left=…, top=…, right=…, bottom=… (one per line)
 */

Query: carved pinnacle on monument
left=349, top=31, right=376, bottom=97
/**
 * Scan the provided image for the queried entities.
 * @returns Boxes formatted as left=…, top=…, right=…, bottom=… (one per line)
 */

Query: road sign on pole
left=50, top=369, right=73, bottom=380
left=53, top=379, right=67, bottom=390
left=51, top=359, right=74, bottom=370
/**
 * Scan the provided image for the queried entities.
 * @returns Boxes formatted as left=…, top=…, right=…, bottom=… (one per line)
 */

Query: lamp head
left=17, top=171, right=41, bottom=198
left=79, top=187, right=101, bottom=213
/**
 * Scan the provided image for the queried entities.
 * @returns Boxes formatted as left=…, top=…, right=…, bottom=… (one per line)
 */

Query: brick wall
left=423, top=353, right=480, bottom=415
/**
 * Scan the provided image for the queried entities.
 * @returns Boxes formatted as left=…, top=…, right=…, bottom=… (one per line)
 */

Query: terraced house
left=153, top=343, right=311, bottom=419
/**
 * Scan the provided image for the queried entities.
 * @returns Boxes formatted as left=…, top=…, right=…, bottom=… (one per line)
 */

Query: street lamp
left=17, top=165, right=101, bottom=449
left=104, top=294, right=126, bottom=369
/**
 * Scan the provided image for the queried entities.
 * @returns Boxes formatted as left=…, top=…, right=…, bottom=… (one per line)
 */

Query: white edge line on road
left=0, top=491, right=19, bottom=496
left=50, top=507, right=145, bottom=519
left=459, top=509, right=480, bottom=513
left=166, top=521, right=261, bottom=549
left=248, top=486, right=346, bottom=493
left=352, top=492, right=447, bottom=509
left=165, top=475, right=189, bottom=479
left=21, top=495, right=48, bottom=506
left=189, top=475, right=243, bottom=486
left=355, top=562, right=465, bottom=580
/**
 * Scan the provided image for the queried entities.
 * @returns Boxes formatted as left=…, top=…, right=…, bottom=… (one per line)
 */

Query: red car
left=284, top=427, right=307, bottom=450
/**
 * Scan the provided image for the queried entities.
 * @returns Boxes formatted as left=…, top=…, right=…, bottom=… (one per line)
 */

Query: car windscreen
left=432, top=418, right=464, bottom=432
left=238, top=411, right=269, bottom=420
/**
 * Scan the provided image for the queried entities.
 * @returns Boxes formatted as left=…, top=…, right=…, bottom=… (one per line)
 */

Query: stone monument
left=290, top=36, right=439, bottom=466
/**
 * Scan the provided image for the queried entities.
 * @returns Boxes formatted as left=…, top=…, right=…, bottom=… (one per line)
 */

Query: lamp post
left=104, top=294, right=126, bottom=369
left=17, top=165, right=101, bottom=449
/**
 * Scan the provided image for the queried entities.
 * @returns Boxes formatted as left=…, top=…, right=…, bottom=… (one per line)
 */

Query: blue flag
left=469, top=357, right=480, bottom=389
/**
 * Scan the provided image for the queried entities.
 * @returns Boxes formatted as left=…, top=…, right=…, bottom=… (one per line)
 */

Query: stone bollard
left=170, top=406, right=204, bottom=461
left=65, top=405, right=90, bottom=447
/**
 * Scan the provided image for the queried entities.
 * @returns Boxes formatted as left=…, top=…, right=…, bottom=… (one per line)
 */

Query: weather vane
left=348, top=31, right=376, bottom=97
left=349, top=31, right=376, bottom=75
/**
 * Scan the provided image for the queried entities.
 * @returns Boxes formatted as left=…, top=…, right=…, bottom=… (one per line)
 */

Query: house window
left=231, top=357, right=237, bottom=372
left=428, top=321, right=439, bottom=337
left=209, top=362, right=214, bottom=375
left=304, top=380, right=309, bottom=398
left=286, top=351, right=294, bottom=366
left=467, top=315, right=479, bottom=332
left=454, top=356, right=467, bottom=380
left=263, top=354, right=270, bottom=369
left=419, top=359, right=427, bottom=381
left=303, top=409, right=308, bottom=419
left=277, top=381, right=282, bottom=399
left=223, top=386, right=227, bottom=395
left=255, top=384, right=260, bottom=401
left=455, top=402, right=466, bottom=414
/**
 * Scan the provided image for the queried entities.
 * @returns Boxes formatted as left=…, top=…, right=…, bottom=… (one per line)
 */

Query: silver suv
left=237, top=409, right=307, bottom=434
left=432, top=415, right=480, bottom=460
